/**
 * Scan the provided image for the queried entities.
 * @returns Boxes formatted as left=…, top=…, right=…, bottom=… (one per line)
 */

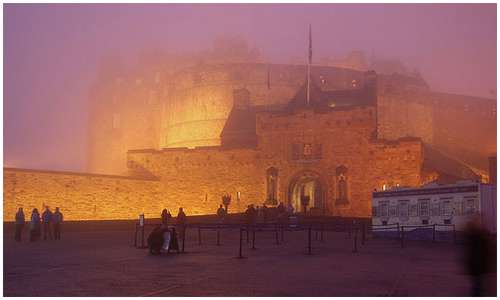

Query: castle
left=4, top=53, right=496, bottom=221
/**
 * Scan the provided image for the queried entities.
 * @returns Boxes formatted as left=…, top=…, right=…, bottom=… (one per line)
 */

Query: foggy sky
left=4, top=3, right=497, bottom=172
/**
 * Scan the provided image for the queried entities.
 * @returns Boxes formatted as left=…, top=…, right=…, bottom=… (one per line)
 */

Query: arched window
left=266, top=167, right=279, bottom=205
left=336, top=166, right=349, bottom=205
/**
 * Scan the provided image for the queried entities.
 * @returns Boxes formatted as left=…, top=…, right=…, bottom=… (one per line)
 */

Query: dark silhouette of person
left=463, top=216, right=493, bottom=296
left=161, top=208, right=170, bottom=226
left=176, top=207, right=187, bottom=241
left=217, top=205, right=226, bottom=223
left=53, top=207, right=63, bottom=240
left=29, top=208, right=41, bottom=242
left=147, top=225, right=166, bottom=255
left=169, top=227, right=180, bottom=253
left=15, top=207, right=25, bottom=242
left=41, top=206, right=53, bottom=240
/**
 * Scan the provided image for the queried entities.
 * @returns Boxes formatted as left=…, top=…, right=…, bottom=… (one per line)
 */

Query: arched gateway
left=288, top=171, right=326, bottom=215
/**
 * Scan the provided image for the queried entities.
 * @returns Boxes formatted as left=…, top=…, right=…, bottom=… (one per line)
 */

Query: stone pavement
left=3, top=226, right=496, bottom=296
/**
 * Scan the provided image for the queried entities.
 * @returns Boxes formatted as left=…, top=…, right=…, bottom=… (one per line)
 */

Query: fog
left=4, top=3, right=496, bottom=172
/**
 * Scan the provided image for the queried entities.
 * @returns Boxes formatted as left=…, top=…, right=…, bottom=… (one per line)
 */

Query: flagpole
left=306, top=24, right=312, bottom=106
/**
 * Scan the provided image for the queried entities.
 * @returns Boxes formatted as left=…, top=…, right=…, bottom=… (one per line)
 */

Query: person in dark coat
left=15, top=207, right=25, bottom=242
left=52, top=207, right=63, bottom=240
left=168, top=227, right=180, bottom=253
left=176, top=207, right=187, bottom=241
left=463, top=217, right=494, bottom=296
left=30, top=208, right=41, bottom=242
left=161, top=208, right=169, bottom=227
left=147, top=225, right=166, bottom=255
left=41, top=206, right=53, bottom=240
left=217, top=205, right=226, bottom=223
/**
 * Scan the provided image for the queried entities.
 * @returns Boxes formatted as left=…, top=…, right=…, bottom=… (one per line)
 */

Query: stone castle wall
left=3, top=168, right=164, bottom=221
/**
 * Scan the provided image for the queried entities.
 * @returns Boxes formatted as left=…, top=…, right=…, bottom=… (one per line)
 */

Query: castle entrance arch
left=288, top=171, right=325, bottom=215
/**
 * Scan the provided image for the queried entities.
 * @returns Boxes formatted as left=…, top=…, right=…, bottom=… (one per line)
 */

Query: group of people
left=15, top=206, right=63, bottom=242
left=147, top=207, right=187, bottom=255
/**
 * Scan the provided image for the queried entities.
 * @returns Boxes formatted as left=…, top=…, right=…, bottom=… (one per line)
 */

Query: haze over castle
left=4, top=35, right=496, bottom=221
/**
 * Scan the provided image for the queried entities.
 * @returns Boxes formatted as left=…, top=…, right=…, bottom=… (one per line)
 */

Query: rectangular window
left=410, top=204, right=418, bottom=217
left=441, top=200, right=452, bottom=216
left=398, top=200, right=409, bottom=218
left=372, top=206, right=377, bottom=217
left=379, top=201, right=389, bottom=217
left=418, top=199, right=430, bottom=216
left=465, top=199, right=476, bottom=215
left=389, top=205, right=397, bottom=217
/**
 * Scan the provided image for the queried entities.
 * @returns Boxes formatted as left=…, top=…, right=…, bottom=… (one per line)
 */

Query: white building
left=372, top=181, right=496, bottom=233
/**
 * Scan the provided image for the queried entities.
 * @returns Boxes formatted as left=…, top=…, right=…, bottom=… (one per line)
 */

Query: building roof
left=287, top=80, right=376, bottom=110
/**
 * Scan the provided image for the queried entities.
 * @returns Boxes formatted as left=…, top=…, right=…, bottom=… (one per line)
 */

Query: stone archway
left=288, top=171, right=326, bottom=214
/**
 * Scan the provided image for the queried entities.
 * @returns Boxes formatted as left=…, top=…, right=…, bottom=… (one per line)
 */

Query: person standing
left=217, top=204, right=226, bottom=223
left=30, top=208, right=41, bottom=242
left=176, top=207, right=187, bottom=241
left=53, top=207, right=63, bottom=240
left=42, top=206, right=53, bottom=240
left=14, top=207, right=25, bottom=242
left=161, top=208, right=169, bottom=227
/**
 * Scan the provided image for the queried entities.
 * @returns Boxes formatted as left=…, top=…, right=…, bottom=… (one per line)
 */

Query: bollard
left=216, top=227, right=220, bottom=246
left=397, top=223, right=400, bottom=238
left=308, top=226, right=312, bottom=255
left=432, top=224, right=436, bottom=243
left=251, top=226, right=256, bottom=250
left=320, top=223, right=324, bottom=242
left=401, top=226, right=405, bottom=248
left=141, top=225, right=145, bottom=248
left=352, top=226, right=358, bottom=253
left=181, top=225, right=186, bottom=253
left=453, top=224, right=457, bottom=244
left=361, top=222, right=366, bottom=245
left=275, top=224, right=280, bottom=245
left=236, top=227, right=246, bottom=259
left=198, top=226, right=202, bottom=245
left=134, top=223, right=138, bottom=247
left=281, top=224, right=285, bottom=242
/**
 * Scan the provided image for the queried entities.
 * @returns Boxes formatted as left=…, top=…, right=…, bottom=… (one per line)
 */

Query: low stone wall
left=3, top=168, right=164, bottom=221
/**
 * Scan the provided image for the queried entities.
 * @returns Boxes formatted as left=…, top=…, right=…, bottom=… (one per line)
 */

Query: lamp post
left=222, top=194, right=232, bottom=214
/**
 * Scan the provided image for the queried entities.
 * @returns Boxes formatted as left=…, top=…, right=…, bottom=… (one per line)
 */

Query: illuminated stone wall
left=3, top=168, right=164, bottom=221
left=127, top=106, right=423, bottom=218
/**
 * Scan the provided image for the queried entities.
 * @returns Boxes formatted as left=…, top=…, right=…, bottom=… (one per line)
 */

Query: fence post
left=352, top=225, right=358, bottom=253
left=281, top=224, right=285, bottom=242
left=308, top=226, right=312, bottom=255
left=198, top=226, right=202, bottom=245
left=400, top=226, right=405, bottom=248
left=141, top=225, right=145, bottom=248
left=216, top=227, right=220, bottom=246
left=134, top=223, right=138, bottom=247
left=181, top=225, right=186, bottom=253
left=246, top=225, right=250, bottom=244
left=275, top=224, right=280, bottom=245
left=453, top=224, right=457, bottom=244
left=320, top=223, right=324, bottom=242
left=251, top=226, right=256, bottom=250
left=397, top=222, right=400, bottom=238
left=432, top=224, right=436, bottom=243
left=237, top=227, right=245, bottom=259
left=361, top=221, right=366, bottom=245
